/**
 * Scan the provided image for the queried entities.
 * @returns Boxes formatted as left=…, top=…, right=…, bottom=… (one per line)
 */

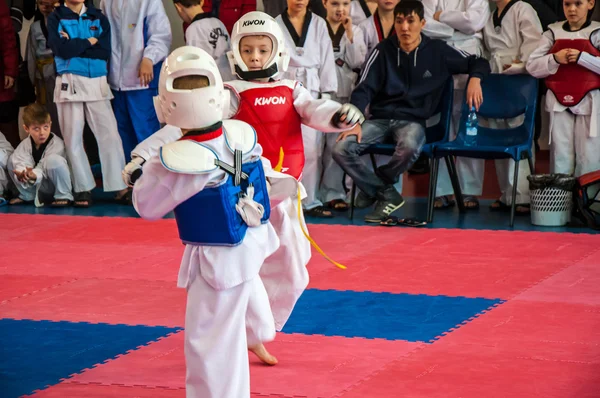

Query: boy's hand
left=60, top=30, right=70, bottom=40
left=139, top=57, right=154, bottom=86
left=466, top=77, right=483, bottom=111
left=567, top=49, right=581, bottom=63
left=88, top=37, right=98, bottom=45
left=336, top=123, right=362, bottom=143
left=553, top=49, right=570, bottom=65
left=4, top=76, right=14, bottom=89
left=25, top=167, right=37, bottom=182
left=13, top=169, right=25, bottom=182
left=433, top=10, right=442, bottom=21
left=343, top=16, right=353, bottom=42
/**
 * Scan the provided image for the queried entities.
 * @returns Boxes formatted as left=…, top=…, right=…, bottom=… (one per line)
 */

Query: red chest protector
left=226, top=80, right=305, bottom=180
left=546, top=22, right=600, bottom=106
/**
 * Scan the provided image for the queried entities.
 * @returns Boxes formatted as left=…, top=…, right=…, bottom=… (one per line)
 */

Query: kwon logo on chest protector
left=254, top=96, right=286, bottom=106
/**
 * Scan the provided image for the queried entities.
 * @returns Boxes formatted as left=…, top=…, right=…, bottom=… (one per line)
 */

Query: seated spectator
left=8, top=103, right=73, bottom=207
left=0, top=131, right=14, bottom=206
left=332, top=0, right=490, bottom=223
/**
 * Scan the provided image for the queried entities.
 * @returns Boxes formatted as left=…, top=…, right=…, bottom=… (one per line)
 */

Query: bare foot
left=248, top=343, right=278, bottom=366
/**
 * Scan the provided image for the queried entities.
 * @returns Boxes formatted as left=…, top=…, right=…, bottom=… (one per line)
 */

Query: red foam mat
left=33, top=383, right=184, bottom=398
left=1, top=278, right=186, bottom=327
left=0, top=275, right=74, bottom=303
left=516, top=252, right=600, bottom=305
left=63, top=332, right=422, bottom=397
left=309, top=229, right=600, bottom=298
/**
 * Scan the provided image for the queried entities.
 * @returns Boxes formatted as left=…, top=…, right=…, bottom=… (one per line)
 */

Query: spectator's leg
left=83, top=100, right=127, bottom=192
left=301, top=124, right=325, bottom=212
left=549, top=110, right=575, bottom=175
left=57, top=101, right=96, bottom=193
left=332, top=119, right=391, bottom=198
left=111, top=90, right=138, bottom=163
left=573, top=114, right=600, bottom=177
left=42, top=153, right=73, bottom=202
left=127, top=88, right=161, bottom=154
left=377, top=120, right=426, bottom=185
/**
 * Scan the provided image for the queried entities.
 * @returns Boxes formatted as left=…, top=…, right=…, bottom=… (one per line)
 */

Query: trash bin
left=528, top=174, right=577, bottom=226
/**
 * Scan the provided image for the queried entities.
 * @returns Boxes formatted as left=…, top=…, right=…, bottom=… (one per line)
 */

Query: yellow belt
left=274, top=147, right=346, bottom=270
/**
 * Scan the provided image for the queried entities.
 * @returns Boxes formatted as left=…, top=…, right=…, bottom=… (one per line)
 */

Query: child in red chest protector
left=224, top=9, right=363, bottom=359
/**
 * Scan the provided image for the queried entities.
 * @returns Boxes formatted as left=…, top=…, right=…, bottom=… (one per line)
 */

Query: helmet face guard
left=154, top=46, right=226, bottom=130
left=227, top=11, right=290, bottom=80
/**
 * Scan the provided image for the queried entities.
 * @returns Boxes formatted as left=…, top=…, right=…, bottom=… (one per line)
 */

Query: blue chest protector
left=174, top=158, right=270, bottom=246
left=159, top=123, right=270, bottom=247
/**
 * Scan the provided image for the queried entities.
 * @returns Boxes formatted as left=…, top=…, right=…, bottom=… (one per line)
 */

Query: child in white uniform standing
left=321, top=0, right=367, bottom=209
left=483, top=0, right=543, bottom=214
left=276, top=0, right=339, bottom=217
left=422, top=0, right=491, bottom=210
left=527, top=0, right=600, bottom=177
left=48, top=0, right=128, bottom=208
left=173, top=0, right=234, bottom=80
left=133, top=46, right=279, bottom=398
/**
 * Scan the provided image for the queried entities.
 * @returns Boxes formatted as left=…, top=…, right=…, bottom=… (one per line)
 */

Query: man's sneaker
left=354, top=190, right=377, bottom=208
left=364, top=187, right=405, bottom=223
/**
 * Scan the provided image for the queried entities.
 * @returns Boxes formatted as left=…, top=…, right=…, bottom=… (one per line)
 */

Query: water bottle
left=465, top=106, right=478, bottom=146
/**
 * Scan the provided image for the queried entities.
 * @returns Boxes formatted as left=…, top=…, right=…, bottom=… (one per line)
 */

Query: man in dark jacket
left=333, top=0, right=491, bottom=223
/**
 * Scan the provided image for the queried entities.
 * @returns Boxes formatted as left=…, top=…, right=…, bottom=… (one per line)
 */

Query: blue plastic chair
left=348, top=78, right=454, bottom=220
left=429, top=74, right=538, bottom=227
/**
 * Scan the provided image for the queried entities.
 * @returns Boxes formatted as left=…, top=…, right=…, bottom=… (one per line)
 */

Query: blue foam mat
left=282, top=289, right=504, bottom=342
left=0, top=318, right=182, bottom=398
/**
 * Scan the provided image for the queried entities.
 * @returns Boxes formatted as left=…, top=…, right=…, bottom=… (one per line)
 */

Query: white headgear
left=154, top=46, right=228, bottom=130
left=227, top=11, right=290, bottom=80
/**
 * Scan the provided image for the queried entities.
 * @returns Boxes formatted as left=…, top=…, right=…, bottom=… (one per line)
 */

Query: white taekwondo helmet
left=154, top=46, right=228, bottom=130
left=228, top=11, right=290, bottom=80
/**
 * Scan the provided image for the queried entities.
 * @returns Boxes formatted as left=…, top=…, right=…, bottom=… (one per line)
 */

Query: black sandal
left=304, top=206, right=334, bottom=218
left=490, top=200, right=530, bottom=215
left=433, top=195, right=456, bottom=209
left=325, top=199, right=349, bottom=212
left=381, top=216, right=427, bottom=227
left=74, top=191, right=92, bottom=208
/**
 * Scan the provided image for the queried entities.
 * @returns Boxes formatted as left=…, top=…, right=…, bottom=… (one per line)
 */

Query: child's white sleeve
left=318, top=22, right=338, bottom=94
left=133, top=156, right=210, bottom=221
left=293, top=83, right=350, bottom=133
left=9, top=142, right=40, bottom=187
left=25, top=27, right=36, bottom=85
left=576, top=30, right=600, bottom=75
left=421, top=0, right=455, bottom=39
left=0, top=133, right=13, bottom=169
left=131, top=125, right=183, bottom=161
left=503, top=5, right=543, bottom=75
left=142, top=0, right=172, bottom=64
left=525, top=30, right=558, bottom=78
left=344, top=26, right=368, bottom=70
left=438, top=0, right=490, bottom=36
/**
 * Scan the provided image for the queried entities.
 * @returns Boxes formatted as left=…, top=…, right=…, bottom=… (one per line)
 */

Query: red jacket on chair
left=0, top=0, right=18, bottom=102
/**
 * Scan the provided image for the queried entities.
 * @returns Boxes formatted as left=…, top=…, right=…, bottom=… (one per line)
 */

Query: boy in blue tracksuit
left=47, top=0, right=128, bottom=207
left=100, top=0, right=172, bottom=162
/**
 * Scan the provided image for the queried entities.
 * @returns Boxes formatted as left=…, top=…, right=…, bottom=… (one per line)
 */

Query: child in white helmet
left=132, top=46, right=282, bottom=398
left=123, top=11, right=363, bottom=365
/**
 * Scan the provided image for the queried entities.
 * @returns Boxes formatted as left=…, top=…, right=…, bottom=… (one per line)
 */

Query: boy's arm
left=10, top=143, right=41, bottom=187
left=0, top=134, right=14, bottom=169
left=318, top=22, right=338, bottom=94
left=343, top=25, right=368, bottom=70
left=525, top=30, right=558, bottom=78
left=133, top=155, right=210, bottom=220
left=437, top=0, right=490, bottom=36
left=503, top=6, right=543, bottom=75
left=47, top=13, right=93, bottom=59
left=575, top=30, right=600, bottom=75
left=293, top=83, right=351, bottom=132
left=350, top=46, right=386, bottom=115
left=81, top=14, right=111, bottom=60
left=421, top=0, right=455, bottom=40
left=142, top=0, right=172, bottom=65
left=444, top=42, right=490, bottom=78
